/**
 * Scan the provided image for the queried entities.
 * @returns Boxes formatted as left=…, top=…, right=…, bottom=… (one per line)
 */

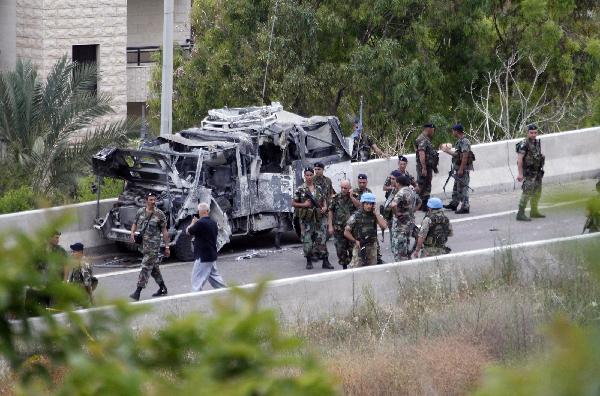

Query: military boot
left=129, top=287, right=142, bottom=301
left=455, top=206, right=470, bottom=214
left=516, top=207, right=531, bottom=222
left=306, top=258, right=313, bottom=270
left=151, top=282, right=168, bottom=297
left=443, top=202, right=458, bottom=211
left=341, top=264, right=348, bottom=270
left=322, top=257, right=334, bottom=269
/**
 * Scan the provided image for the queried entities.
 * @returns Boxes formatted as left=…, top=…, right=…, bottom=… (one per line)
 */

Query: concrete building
left=0, top=0, right=192, bottom=122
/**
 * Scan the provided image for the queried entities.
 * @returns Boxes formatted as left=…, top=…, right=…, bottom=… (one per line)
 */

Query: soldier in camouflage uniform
left=351, top=117, right=387, bottom=162
left=516, top=124, right=546, bottom=221
left=584, top=181, right=600, bottom=233
left=381, top=170, right=402, bottom=243
left=413, top=197, right=452, bottom=258
left=313, top=162, right=335, bottom=241
left=328, top=180, right=356, bottom=269
left=442, top=124, right=473, bottom=214
left=415, top=123, right=439, bottom=211
left=129, top=192, right=170, bottom=301
left=292, top=167, right=333, bottom=270
left=344, top=193, right=388, bottom=267
left=68, top=242, right=97, bottom=304
left=350, top=174, right=384, bottom=264
left=383, top=156, right=416, bottom=198
left=391, top=175, right=421, bottom=261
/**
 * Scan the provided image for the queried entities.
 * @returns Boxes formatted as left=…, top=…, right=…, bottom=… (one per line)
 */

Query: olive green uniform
left=449, top=136, right=473, bottom=210
left=352, top=187, right=383, bottom=263
left=352, top=133, right=374, bottom=162
left=329, top=193, right=356, bottom=267
left=294, top=183, right=328, bottom=260
left=415, top=133, right=438, bottom=206
left=417, top=209, right=452, bottom=257
left=134, top=208, right=167, bottom=289
left=517, top=138, right=545, bottom=215
left=314, top=174, right=335, bottom=238
left=391, top=186, right=421, bottom=261
left=346, top=209, right=379, bottom=267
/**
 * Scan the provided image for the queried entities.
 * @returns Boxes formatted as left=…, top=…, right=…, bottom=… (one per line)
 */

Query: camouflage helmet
left=360, top=192, right=377, bottom=203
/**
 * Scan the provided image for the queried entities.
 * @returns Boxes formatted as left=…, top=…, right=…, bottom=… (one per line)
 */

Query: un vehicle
left=92, top=103, right=352, bottom=260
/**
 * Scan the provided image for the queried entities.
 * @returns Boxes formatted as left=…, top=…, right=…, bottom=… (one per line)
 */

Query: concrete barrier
left=0, top=198, right=117, bottom=248
left=122, top=232, right=598, bottom=329
left=351, top=127, right=600, bottom=202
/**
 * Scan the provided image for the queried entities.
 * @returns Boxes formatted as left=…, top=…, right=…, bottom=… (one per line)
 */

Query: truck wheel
left=173, top=218, right=195, bottom=261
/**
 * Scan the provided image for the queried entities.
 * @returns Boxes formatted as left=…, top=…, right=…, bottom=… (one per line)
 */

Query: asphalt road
left=91, top=179, right=597, bottom=302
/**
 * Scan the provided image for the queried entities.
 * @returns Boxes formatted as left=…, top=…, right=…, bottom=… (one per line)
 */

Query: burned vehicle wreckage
left=92, top=103, right=352, bottom=260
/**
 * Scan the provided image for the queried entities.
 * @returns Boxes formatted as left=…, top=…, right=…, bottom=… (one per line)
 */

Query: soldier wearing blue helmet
left=344, top=192, right=388, bottom=267
left=413, top=197, right=453, bottom=258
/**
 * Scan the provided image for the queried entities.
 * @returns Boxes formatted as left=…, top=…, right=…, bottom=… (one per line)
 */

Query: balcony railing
left=126, top=44, right=193, bottom=66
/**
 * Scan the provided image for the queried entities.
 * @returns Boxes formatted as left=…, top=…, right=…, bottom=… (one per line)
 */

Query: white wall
left=0, top=0, right=17, bottom=71
left=127, top=0, right=191, bottom=47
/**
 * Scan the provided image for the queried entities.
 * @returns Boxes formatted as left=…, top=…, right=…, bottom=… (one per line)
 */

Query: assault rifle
left=583, top=216, right=592, bottom=234
left=442, top=169, right=474, bottom=194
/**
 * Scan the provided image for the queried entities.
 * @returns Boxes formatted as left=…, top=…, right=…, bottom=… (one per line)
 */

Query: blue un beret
left=391, top=170, right=402, bottom=178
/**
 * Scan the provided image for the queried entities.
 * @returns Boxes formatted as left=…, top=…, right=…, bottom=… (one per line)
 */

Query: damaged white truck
left=91, top=103, right=352, bottom=260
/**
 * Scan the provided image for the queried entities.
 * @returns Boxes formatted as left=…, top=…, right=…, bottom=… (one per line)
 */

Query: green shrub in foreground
left=0, top=220, right=337, bottom=395
left=0, top=186, right=37, bottom=214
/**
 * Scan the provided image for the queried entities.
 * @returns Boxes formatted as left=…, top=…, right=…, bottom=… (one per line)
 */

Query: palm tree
left=0, top=55, right=134, bottom=197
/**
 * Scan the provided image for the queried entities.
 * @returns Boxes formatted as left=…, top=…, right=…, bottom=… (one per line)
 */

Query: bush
left=0, top=186, right=37, bottom=214
left=76, top=175, right=124, bottom=202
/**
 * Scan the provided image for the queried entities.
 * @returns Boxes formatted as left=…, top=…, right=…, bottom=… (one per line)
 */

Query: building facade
left=0, top=0, right=191, bottom=122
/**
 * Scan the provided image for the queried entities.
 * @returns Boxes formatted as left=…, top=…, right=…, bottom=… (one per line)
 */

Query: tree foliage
left=0, top=57, right=135, bottom=199
left=149, top=0, right=600, bottom=148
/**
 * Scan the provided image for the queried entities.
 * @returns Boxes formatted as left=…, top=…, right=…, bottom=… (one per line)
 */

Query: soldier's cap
left=452, top=124, right=464, bottom=132
left=70, top=242, right=84, bottom=251
left=303, top=167, right=314, bottom=174
left=391, top=170, right=402, bottom=178
left=423, top=123, right=436, bottom=129
left=357, top=173, right=368, bottom=180
left=313, top=161, right=324, bottom=168
left=396, top=175, right=411, bottom=186
left=146, top=191, right=157, bottom=198
left=398, top=155, right=408, bottom=162
left=527, top=124, right=538, bottom=131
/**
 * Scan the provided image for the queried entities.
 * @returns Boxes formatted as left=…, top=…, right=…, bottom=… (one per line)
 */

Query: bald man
left=186, top=203, right=227, bottom=292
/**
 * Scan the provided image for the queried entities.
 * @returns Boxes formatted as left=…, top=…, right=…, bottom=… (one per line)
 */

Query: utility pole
left=160, top=0, right=174, bottom=137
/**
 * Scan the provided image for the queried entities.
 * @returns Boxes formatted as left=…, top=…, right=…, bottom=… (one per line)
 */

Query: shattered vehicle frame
left=92, top=103, right=352, bottom=260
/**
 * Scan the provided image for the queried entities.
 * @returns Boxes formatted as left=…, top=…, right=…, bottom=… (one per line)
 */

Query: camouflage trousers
left=450, top=171, right=470, bottom=209
left=519, top=174, right=543, bottom=210
left=391, top=226, right=411, bottom=261
left=350, top=242, right=377, bottom=267
left=137, top=250, right=165, bottom=289
left=301, top=219, right=328, bottom=259
left=417, top=170, right=433, bottom=198
left=333, top=227, right=352, bottom=266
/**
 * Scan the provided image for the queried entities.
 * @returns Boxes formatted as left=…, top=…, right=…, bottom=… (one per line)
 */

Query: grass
left=291, top=247, right=600, bottom=395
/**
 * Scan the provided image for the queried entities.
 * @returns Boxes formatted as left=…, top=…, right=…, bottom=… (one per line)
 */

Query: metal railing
left=126, top=44, right=193, bottom=66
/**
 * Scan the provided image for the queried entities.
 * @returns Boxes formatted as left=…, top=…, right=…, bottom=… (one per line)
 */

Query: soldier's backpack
left=425, top=212, right=450, bottom=247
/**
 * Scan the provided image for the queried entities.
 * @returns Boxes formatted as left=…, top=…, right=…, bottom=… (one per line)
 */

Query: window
left=72, top=44, right=98, bottom=95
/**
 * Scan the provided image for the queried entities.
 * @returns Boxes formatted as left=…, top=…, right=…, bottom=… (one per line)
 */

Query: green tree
left=149, top=0, right=600, bottom=148
left=0, top=56, right=135, bottom=199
